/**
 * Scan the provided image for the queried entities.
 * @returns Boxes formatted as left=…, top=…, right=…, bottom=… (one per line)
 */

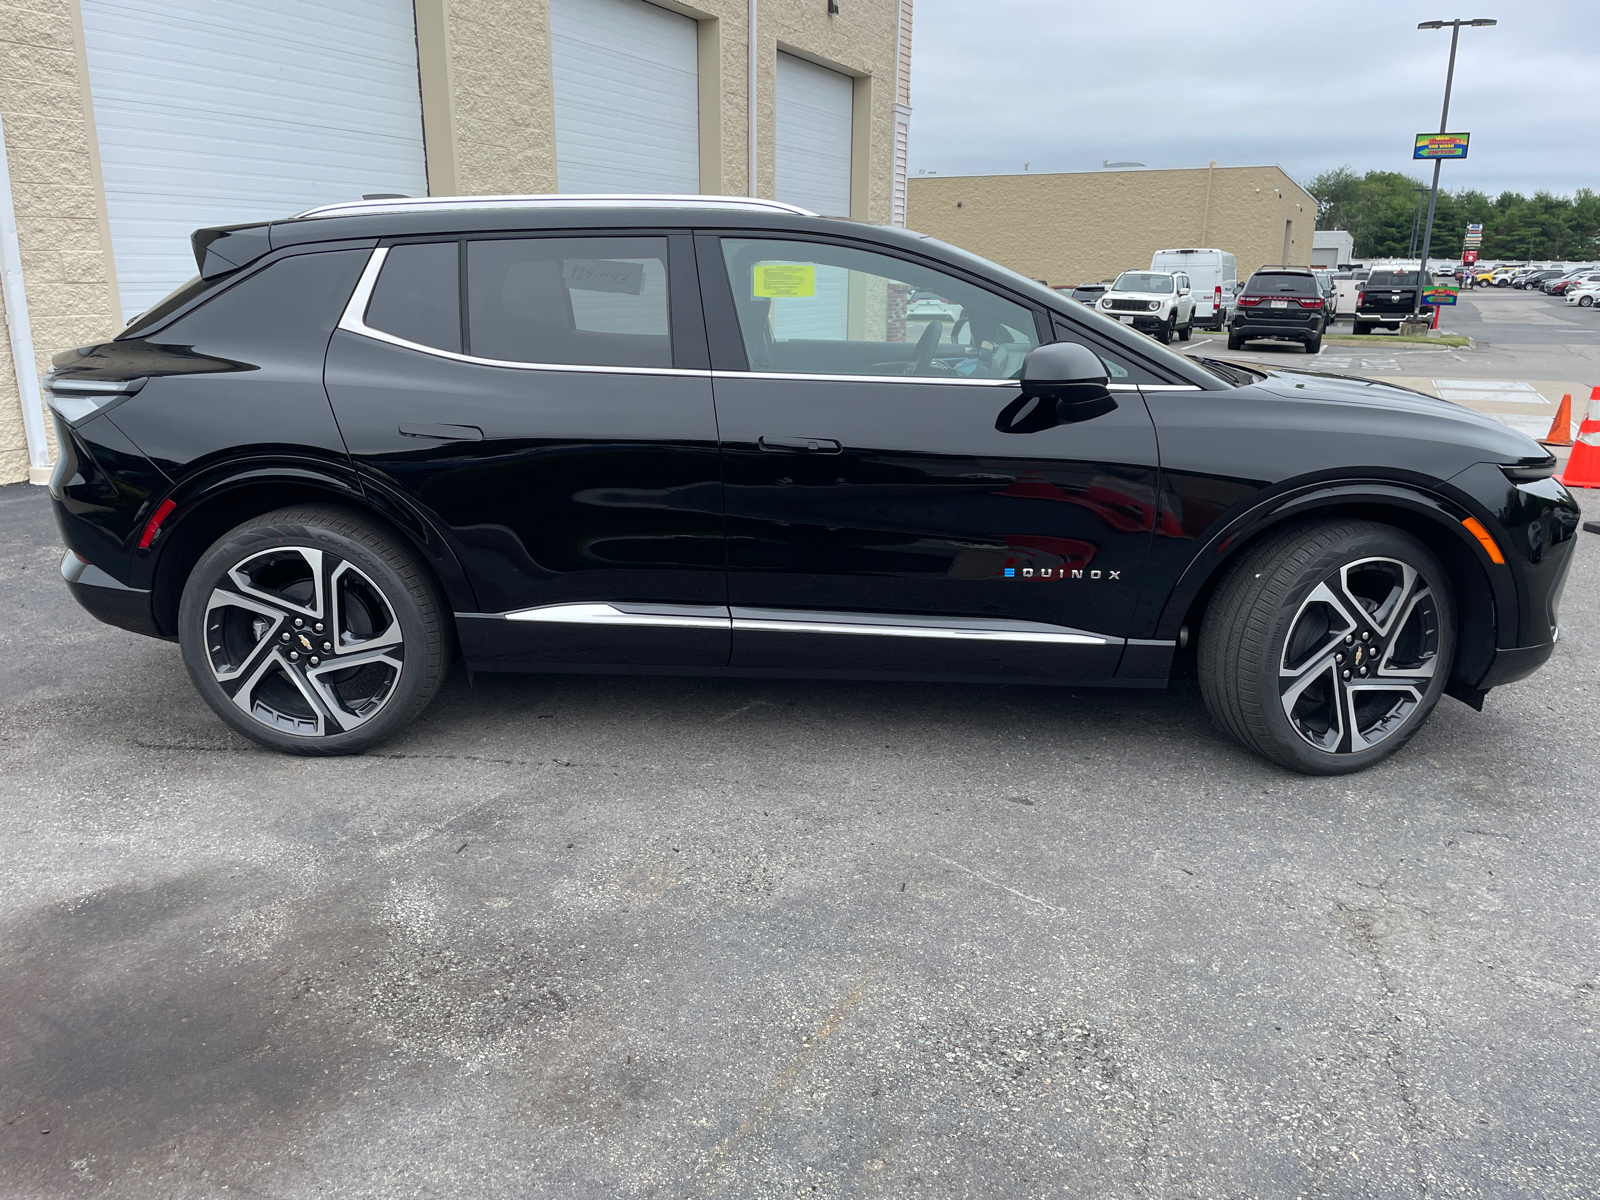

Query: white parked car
left=1097, top=270, right=1196, bottom=344
left=1149, top=248, right=1237, bottom=330
left=905, top=291, right=962, bottom=322
left=1567, top=284, right=1600, bottom=308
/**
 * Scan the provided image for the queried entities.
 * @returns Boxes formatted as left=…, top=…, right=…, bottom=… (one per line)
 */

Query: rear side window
left=465, top=236, right=671, bottom=368
left=148, top=250, right=367, bottom=354
left=1246, top=273, right=1318, bottom=296
left=365, top=242, right=461, bottom=353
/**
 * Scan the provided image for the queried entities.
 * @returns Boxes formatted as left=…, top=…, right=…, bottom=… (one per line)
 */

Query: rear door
left=700, top=232, right=1160, bottom=683
left=324, top=232, right=729, bottom=669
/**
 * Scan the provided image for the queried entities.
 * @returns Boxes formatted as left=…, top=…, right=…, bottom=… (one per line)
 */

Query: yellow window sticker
left=753, top=264, right=815, bottom=298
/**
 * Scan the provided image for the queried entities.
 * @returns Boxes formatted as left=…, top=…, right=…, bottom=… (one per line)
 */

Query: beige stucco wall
left=906, top=165, right=1318, bottom=289
left=0, top=0, right=122, bottom=485
left=428, top=0, right=908, bottom=224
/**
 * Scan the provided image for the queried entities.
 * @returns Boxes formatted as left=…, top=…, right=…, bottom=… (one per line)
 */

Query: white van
left=1150, top=248, right=1238, bottom=330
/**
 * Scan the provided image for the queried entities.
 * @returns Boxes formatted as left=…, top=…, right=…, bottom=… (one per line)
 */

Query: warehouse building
left=0, top=0, right=914, bottom=485
left=906, top=164, right=1317, bottom=293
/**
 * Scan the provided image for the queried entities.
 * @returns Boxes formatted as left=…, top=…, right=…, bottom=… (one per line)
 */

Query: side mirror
left=998, top=343, right=1117, bottom=433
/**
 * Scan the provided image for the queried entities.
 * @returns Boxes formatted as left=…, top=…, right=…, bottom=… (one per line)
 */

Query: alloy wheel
left=1277, top=556, right=1440, bottom=755
left=202, top=546, right=405, bottom=737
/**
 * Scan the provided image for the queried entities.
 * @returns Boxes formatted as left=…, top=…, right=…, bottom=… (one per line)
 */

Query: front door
left=700, top=233, right=1161, bottom=682
left=325, top=233, right=728, bottom=668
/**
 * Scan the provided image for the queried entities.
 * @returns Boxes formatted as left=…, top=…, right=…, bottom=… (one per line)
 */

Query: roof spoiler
left=191, top=222, right=273, bottom=279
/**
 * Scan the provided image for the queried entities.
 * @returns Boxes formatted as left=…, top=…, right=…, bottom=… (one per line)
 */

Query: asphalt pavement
left=2, top=459, right=1598, bottom=1195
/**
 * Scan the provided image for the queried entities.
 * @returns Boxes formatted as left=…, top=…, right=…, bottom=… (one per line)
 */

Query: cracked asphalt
left=2, top=480, right=1598, bottom=1198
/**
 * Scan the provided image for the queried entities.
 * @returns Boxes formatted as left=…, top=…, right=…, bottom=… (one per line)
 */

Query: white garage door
left=775, top=53, right=853, bottom=218
left=550, top=0, right=699, bottom=195
left=81, top=0, right=428, bottom=322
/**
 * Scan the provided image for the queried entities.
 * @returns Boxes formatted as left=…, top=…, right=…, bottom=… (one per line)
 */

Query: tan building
left=0, top=0, right=914, bottom=485
left=906, top=164, right=1318, bottom=291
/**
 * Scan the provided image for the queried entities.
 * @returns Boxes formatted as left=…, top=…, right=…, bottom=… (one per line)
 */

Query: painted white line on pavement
left=1432, top=379, right=1549, bottom=405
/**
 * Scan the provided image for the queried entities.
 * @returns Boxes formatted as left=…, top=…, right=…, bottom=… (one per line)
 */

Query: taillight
left=139, top=498, right=177, bottom=550
left=1214, top=285, right=1222, bottom=302
left=1237, top=295, right=1263, bottom=307
left=1296, top=297, right=1324, bottom=309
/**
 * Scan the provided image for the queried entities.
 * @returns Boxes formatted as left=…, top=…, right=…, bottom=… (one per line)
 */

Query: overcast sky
left=907, top=0, right=1598, bottom=199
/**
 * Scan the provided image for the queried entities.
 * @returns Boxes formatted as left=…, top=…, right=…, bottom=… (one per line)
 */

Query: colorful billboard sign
left=1463, top=250, right=1479, bottom=265
left=1423, top=286, right=1459, bottom=307
left=1415, top=133, right=1470, bottom=159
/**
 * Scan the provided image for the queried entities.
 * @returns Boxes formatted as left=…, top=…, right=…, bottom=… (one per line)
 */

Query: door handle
left=399, top=422, right=484, bottom=441
left=758, top=435, right=842, bottom=454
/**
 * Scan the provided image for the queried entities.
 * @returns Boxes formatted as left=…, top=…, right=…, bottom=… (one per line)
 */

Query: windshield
left=1113, top=272, right=1174, bottom=294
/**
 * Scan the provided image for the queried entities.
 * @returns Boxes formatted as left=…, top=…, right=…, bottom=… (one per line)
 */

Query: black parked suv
left=1228, top=268, right=1328, bottom=353
left=47, top=196, right=1577, bottom=773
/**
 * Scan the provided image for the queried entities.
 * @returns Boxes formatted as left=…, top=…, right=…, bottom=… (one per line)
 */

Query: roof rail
left=290, top=193, right=817, bottom=221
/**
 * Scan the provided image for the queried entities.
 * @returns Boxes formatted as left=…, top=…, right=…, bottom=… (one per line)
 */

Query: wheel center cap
left=296, top=633, right=315, bottom=653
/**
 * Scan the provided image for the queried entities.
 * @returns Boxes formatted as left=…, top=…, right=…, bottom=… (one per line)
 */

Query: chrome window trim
left=296, top=193, right=816, bottom=221
left=337, top=247, right=713, bottom=379
left=476, top=601, right=1115, bottom=646
left=712, top=369, right=1019, bottom=388
left=339, top=250, right=1204, bottom=392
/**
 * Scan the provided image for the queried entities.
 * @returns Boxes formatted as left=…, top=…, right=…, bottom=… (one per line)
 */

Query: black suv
left=46, top=196, right=1577, bottom=773
left=1228, top=268, right=1328, bottom=353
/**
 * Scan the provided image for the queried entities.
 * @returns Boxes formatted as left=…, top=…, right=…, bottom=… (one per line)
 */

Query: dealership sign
left=1423, top=285, right=1460, bottom=306
left=1415, top=133, right=1470, bottom=159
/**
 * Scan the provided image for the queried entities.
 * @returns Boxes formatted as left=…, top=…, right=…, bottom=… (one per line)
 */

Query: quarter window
left=719, top=238, right=1040, bottom=379
left=465, top=236, right=671, bottom=368
left=365, top=242, right=461, bottom=353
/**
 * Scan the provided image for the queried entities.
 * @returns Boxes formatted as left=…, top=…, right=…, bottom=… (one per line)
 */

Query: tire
left=1580, top=295, right=1594, bottom=308
left=178, top=506, right=448, bottom=755
left=1305, top=333, right=1322, bottom=354
left=1198, top=519, right=1455, bottom=775
left=1178, top=315, right=1193, bottom=341
left=1157, top=314, right=1175, bottom=345
left=1226, top=329, right=1245, bottom=351
left=1352, top=321, right=1371, bottom=335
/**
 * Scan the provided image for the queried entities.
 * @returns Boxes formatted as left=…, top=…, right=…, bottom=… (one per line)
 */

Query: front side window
left=719, top=238, right=1040, bottom=379
left=466, top=236, right=671, bottom=368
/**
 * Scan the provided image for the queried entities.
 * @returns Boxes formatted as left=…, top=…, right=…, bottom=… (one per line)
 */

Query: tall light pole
left=1414, top=17, right=1496, bottom=312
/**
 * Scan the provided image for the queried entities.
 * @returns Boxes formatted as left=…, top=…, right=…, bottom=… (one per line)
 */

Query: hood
left=1251, top=367, right=1552, bottom=465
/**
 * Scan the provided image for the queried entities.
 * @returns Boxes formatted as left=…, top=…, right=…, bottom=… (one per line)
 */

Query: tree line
left=1308, top=167, right=1600, bottom=262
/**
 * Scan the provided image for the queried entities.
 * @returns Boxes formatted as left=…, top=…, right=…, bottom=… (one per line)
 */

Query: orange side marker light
left=1461, top=516, right=1505, bottom=564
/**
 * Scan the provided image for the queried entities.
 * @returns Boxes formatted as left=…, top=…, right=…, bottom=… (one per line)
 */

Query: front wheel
left=1157, top=314, right=1175, bottom=344
left=1198, top=520, right=1455, bottom=774
left=178, top=506, right=448, bottom=755
left=1580, top=295, right=1594, bottom=308
left=1178, top=315, right=1193, bottom=341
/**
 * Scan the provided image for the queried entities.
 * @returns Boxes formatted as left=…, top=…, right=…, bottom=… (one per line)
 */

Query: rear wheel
left=1352, top=321, right=1370, bottom=335
left=1198, top=519, right=1455, bottom=774
left=1305, top=332, right=1322, bottom=354
left=178, top=506, right=448, bottom=755
left=1226, top=329, right=1245, bottom=350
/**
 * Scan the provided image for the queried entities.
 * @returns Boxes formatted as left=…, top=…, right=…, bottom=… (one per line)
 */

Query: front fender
left=1144, top=478, right=1515, bottom=647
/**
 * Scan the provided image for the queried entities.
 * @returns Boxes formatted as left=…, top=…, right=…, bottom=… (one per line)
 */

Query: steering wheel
left=903, top=317, right=943, bottom=375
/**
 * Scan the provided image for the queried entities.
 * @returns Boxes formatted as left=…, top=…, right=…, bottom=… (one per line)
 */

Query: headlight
left=1101, top=298, right=1113, bottom=308
left=1147, top=301, right=1161, bottom=312
left=43, top=375, right=144, bottom=424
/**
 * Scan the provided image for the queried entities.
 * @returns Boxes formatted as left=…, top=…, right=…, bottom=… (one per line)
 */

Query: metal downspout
left=0, top=107, right=50, bottom=484
left=747, top=0, right=758, bottom=197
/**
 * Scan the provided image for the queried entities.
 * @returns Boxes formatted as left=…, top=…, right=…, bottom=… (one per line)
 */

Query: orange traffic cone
left=1556, top=389, right=1600, bottom=489
left=1544, top=394, right=1573, bottom=446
